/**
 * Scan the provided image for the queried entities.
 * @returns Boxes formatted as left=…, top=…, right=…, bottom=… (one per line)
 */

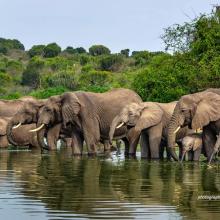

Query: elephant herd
left=1, top=88, right=220, bottom=163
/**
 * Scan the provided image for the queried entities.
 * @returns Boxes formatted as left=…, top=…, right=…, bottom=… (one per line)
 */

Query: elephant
left=0, top=117, right=39, bottom=148
left=167, top=89, right=220, bottom=162
left=0, top=96, right=36, bottom=117
left=109, top=101, right=192, bottom=159
left=6, top=98, right=75, bottom=151
left=177, top=133, right=204, bottom=162
left=33, top=88, right=142, bottom=155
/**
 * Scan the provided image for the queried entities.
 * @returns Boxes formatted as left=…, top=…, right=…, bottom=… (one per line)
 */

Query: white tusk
left=116, top=122, right=124, bottom=129
left=12, top=122, right=21, bottom=129
left=29, top=124, right=45, bottom=132
left=174, top=126, right=181, bottom=134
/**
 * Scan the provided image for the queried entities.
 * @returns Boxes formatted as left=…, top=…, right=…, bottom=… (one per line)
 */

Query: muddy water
left=0, top=149, right=220, bottom=219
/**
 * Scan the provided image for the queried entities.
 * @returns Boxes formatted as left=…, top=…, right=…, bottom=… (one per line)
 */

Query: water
left=0, top=149, right=220, bottom=220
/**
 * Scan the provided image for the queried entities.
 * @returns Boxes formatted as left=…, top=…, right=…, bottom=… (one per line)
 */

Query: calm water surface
left=0, top=149, right=220, bottom=220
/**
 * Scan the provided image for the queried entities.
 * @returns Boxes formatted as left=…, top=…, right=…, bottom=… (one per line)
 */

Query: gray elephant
left=32, top=88, right=142, bottom=155
left=6, top=98, right=76, bottom=151
left=0, top=96, right=35, bottom=117
left=109, top=101, right=191, bottom=159
left=0, top=117, right=39, bottom=148
left=177, top=133, right=204, bottom=162
left=167, top=89, right=220, bottom=162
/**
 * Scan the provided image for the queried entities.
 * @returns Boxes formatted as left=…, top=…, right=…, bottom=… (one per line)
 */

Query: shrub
left=43, top=43, right=61, bottom=58
left=28, top=45, right=45, bottom=57
left=89, top=45, right=111, bottom=56
left=99, top=54, right=124, bottom=71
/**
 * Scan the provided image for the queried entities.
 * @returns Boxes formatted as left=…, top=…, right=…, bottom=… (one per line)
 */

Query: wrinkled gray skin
left=109, top=101, right=191, bottom=159
left=0, top=96, right=36, bottom=117
left=178, top=133, right=203, bottom=162
left=167, top=89, right=220, bottom=162
left=5, top=98, right=64, bottom=151
left=35, top=89, right=142, bottom=155
left=0, top=117, right=39, bottom=148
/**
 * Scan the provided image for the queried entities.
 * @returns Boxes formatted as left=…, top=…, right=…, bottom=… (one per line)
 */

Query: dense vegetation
left=0, top=9, right=220, bottom=102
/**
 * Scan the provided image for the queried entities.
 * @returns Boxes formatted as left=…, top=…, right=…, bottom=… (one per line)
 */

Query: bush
left=79, top=70, right=112, bottom=92
left=89, top=45, right=111, bottom=56
left=28, top=45, right=45, bottom=57
left=21, top=57, right=45, bottom=88
left=43, top=43, right=61, bottom=58
left=0, top=38, right=24, bottom=54
left=29, top=86, right=69, bottom=99
left=99, top=54, right=124, bottom=71
left=120, top=49, right=130, bottom=57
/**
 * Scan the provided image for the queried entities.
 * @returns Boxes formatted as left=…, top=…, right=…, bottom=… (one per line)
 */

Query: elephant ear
left=191, top=93, right=220, bottom=130
left=135, top=104, right=163, bottom=132
left=193, top=137, right=202, bottom=151
left=61, top=93, right=83, bottom=125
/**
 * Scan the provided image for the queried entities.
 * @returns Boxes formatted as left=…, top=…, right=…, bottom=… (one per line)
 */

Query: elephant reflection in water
left=2, top=152, right=220, bottom=219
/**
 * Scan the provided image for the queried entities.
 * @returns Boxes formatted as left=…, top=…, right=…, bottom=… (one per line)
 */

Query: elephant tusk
left=29, top=124, right=45, bottom=132
left=116, top=122, right=124, bottom=129
left=174, top=126, right=181, bottom=134
left=12, top=122, right=21, bottom=129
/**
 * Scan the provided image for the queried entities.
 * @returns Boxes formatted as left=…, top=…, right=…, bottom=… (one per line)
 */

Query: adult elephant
left=0, top=96, right=35, bottom=117
left=0, top=117, right=39, bottom=148
left=109, top=101, right=191, bottom=159
left=167, top=90, right=220, bottom=161
left=6, top=97, right=84, bottom=152
left=33, top=89, right=142, bottom=154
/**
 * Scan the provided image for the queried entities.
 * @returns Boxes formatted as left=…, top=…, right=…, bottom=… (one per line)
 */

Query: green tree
left=28, top=45, right=45, bottom=57
left=43, top=43, right=61, bottom=58
left=21, top=57, right=45, bottom=88
left=120, top=49, right=130, bottom=57
left=89, top=45, right=111, bottom=56
left=0, top=38, right=25, bottom=54
left=99, top=54, right=124, bottom=71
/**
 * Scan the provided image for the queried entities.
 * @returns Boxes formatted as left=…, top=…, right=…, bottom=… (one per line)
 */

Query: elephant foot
left=88, top=152, right=97, bottom=157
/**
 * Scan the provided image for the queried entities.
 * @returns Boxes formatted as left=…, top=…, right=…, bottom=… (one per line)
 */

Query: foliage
left=120, top=49, right=130, bottom=57
left=0, top=8, right=220, bottom=101
left=29, top=86, right=69, bottom=99
left=43, top=43, right=61, bottom=58
left=99, top=54, right=124, bottom=71
left=0, top=38, right=24, bottom=54
left=28, top=45, right=45, bottom=57
left=89, top=45, right=111, bottom=56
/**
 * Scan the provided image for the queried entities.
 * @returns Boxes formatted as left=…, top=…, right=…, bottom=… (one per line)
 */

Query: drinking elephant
left=177, top=133, right=204, bottom=162
left=6, top=98, right=77, bottom=151
left=33, top=88, right=142, bottom=155
left=0, top=96, right=36, bottom=117
left=109, top=101, right=192, bottom=159
left=167, top=90, right=220, bottom=162
left=0, top=117, right=39, bottom=148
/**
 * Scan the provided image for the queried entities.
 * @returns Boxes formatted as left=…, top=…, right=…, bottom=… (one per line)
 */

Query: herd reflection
left=0, top=149, right=220, bottom=219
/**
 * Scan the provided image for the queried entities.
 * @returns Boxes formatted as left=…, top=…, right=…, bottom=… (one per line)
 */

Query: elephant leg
left=71, top=132, right=84, bottom=155
left=140, top=132, right=150, bottom=159
left=188, top=151, right=193, bottom=161
left=203, top=126, right=216, bottom=161
left=193, top=148, right=201, bottom=161
left=127, top=127, right=141, bottom=157
left=148, top=123, right=163, bottom=159
left=122, top=137, right=129, bottom=156
left=46, top=124, right=62, bottom=150
left=104, top=140, right=111, bottom=152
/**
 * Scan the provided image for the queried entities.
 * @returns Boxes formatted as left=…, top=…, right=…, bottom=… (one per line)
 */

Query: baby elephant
left=178, top=133, right=203, bottom=162
left=0, top=117, right=39, bottom=148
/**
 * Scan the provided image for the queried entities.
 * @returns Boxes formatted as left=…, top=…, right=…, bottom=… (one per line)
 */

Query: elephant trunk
left=109, top=116, right=121, bottom=144
left=180, top=150, right=186, bottom=162
left=167, top=112, right=180, bottom=161
left=208, top=148, right=218, bottom=164
left=37, top=125, right=49, bottom=151
left=6, top=120, right=20, bottom=146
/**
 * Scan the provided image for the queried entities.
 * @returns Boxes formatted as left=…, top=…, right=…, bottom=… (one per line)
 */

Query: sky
left=0, top=0, right=219, bottom=53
